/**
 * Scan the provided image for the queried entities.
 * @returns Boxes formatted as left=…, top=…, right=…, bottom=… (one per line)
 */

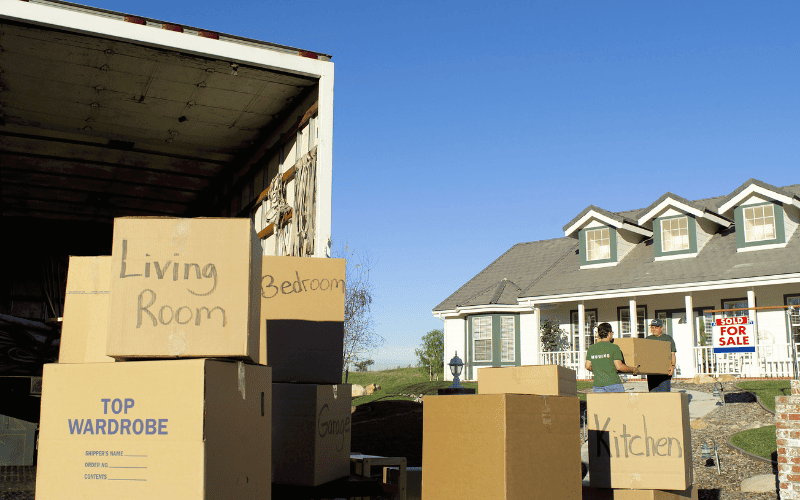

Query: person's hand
left=668, top=365, right=675, bottom=376
left=632, top=365, right=640, bottom=376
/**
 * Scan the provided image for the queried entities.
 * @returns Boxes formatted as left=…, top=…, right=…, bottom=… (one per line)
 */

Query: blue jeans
left=594, top=384, right=624, bottom=393
left=648, top=376, right=671, bottom=392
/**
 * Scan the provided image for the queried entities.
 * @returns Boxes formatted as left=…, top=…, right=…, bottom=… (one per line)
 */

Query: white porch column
left=532, top=306, right=541, bottom=365
left=678, top=294, right=697, bottom=378
left=629, top=299, right=637, bottom=338
left=578, top=303, right=586, bottom=378
left=747, top=289, right=758, bottom=341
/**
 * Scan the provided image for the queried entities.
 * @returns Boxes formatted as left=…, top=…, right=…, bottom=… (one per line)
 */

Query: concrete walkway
left=621, top=382, right=722, bottom=419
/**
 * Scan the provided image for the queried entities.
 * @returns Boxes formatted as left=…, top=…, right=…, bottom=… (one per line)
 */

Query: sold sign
left=713, top=316, right=755, bottom=353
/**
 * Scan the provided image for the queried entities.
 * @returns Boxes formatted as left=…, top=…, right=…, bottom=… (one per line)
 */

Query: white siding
left=695, top=217, right=717, bottom=253
left=443, top=317, right=466, bottom=382
left=742, top=194, right=769, bottom=205
left=784, top=204, right=800, bottom=242
left=519, top=311, right=538, bottom=365
left=616, top=228, right=640, bottom=262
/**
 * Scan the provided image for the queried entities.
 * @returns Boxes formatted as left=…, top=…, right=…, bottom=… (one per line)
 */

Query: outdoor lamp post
left=701, top=437, right=721, bottom=475
left=448, top=352, right=464, bottom=389
left=713, top=382, right=726, bottom=413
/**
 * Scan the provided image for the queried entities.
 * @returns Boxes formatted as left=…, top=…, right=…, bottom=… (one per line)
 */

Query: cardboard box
left=423, top=394, right=580, bottom=499
left=106, top=217, right=261, bottom=361
left=260, top=256, right=345, bottom=383
left=478, top=365, right=577, bottom=396
left=582, top=486, right=697, bottom=500
left=272, top=383, right=351, bottom=486
left=59, top=256, right=115, bottom=364
left=613, top=339, right=672, bottom=375
left=36, top=359, right=271, bottom=500
left=587, top=393, right=692, bottom=490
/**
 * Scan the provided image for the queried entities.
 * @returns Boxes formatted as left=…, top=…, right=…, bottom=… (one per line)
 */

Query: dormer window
left=586, top=227, right=610, bottom=261
left=661, top=216, right=690, bottom=252
left=743, top=204, right=776, bottom=242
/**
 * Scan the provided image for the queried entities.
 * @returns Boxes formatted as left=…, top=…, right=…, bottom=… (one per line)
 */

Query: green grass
left=736, top=380, right=792, bottom=412
left=343, top=367, right=477, bottom=405
left=343, top=367, right=594, bottom=405
left=730, top=424, right=778, bottom=460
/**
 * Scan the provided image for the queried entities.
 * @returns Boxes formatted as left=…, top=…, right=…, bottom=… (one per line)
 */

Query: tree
left=415, top=329, right=444, bottom=380
left=354, top=359, right=374, bottom=372
left=335, top=244, right=384, bottom=374
left=540, top=319, right=570, bottom=352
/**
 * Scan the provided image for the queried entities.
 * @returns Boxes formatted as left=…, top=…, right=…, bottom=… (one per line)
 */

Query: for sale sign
left=713, top=316, right=756, bottom=353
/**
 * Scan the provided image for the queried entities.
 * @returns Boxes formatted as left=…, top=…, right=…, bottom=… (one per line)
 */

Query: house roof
left=432, top=238, right=577, bottom=312
left=717, top=178, right=800, bottom=215
left=636, top=192, right=730, bottom=226
left=434, top=181, right=800, bottom=312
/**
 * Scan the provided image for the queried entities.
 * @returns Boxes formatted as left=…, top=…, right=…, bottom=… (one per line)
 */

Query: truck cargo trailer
left=0, top=0, right=335, bottom=446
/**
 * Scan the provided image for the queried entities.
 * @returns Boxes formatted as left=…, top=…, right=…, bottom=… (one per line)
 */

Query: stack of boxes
left=422, top=365, right=582, bottom=499
left=36, top=217, right=351, bottom=499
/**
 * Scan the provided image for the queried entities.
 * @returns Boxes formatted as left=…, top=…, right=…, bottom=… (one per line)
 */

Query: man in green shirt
left=645, top=319, right=677, bottom=392
left=585, top=323, right=639, bottom=392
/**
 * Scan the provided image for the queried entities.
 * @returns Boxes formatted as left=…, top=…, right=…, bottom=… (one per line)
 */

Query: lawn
left=343, top=367, right=477, bottom=405
left=736, top=380, right=792, bottom=412
left=730, top=424, right=777, bottom=461
left=344, top=367, right=595, bottom=405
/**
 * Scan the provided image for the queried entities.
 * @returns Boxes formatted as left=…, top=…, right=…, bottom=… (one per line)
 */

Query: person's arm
left=614, top=360, right=640, bottom=375
left=669, top=352, right=676, bottom=376
left=585, top=360, right=593, bottom=372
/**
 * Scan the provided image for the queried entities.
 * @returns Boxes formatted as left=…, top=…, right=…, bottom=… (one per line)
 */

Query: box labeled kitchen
left=36, top=359, right=271, bottom=500
left=272, top=383, right=351, bottom=486
left=260, top=256, right=345, bottom=383
left=106, top=217, right=261, bottom=361
left=587, top=393, right=692, bottom=490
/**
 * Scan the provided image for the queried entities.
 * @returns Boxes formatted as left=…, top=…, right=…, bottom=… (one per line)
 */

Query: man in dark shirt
left=645, top=318, right=677, bottom=392
left=585, top=322, right=639, bottom=392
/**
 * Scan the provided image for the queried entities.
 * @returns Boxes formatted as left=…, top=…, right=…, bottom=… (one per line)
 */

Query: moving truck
left=0, top=0, right=334, bottom=453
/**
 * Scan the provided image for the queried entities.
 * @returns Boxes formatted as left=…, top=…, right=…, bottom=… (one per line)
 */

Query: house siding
left=443, top=317, right=466, bottom=382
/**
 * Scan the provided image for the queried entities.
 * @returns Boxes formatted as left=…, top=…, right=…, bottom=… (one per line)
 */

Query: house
left=433, top=179, right=800, bottom=380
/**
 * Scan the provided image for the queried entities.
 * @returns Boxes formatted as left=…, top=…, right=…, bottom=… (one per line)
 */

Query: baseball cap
left=650, top=319, right=663, bottom=327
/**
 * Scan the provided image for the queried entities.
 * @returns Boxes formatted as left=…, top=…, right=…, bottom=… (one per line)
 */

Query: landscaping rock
left=690, top=419, right=708, bottom=430
left=740, top=473, right=777, bottom=493
left=718, top=374, right=737, bottom=383
left=692, top=374, right=717, bottom=384
left=352, top=384, right=366, bottom=397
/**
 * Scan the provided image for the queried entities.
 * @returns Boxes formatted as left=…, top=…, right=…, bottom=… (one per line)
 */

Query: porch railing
left=539, top=343, right=800, bottom=379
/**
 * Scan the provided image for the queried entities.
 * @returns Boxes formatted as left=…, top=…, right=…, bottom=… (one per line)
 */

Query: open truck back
left=0, top=0, right=334, bottom=458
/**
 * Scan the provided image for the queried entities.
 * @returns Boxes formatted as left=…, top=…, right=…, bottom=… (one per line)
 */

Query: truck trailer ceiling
left=0, top=18, right=319, bottom=222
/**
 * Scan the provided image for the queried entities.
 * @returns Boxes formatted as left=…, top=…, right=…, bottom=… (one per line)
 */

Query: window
left=661, top=216, right=689, bottom=252
left=571, top=309, right=597, bottom=349
left=618, top=306, right=647, bottom=338
left=744, top=205, right=776, bottom=242
left=722, top=299, right=749, bottom=319
left=586, top=228, right=610, bottom=261
left=473, top=316, right=492, bottom=362
left=501, top=316, right=515, bottom=362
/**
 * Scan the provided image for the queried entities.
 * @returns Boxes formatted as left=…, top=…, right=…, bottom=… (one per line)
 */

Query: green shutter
left=653, top=219, right=663, bottom=258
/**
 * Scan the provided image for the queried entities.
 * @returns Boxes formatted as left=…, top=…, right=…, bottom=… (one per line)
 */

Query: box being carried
left=587, top=393, right=692, bottom=490
left=478, top=365, right=577, bottom=396
left=106, top=218, right=262, bottom=361
left=260, top=256, right=345, bottom=383
left=582, top=486, right=697, bottom=500
left=59, top=256, right=114, bottom=364
left=272, top=383, right=351, bottom=486
left=613, top=339, right=672, bottom=375
left=423, top=394, right=580, bottom=500
left=36, top=359, right=271, bottom=500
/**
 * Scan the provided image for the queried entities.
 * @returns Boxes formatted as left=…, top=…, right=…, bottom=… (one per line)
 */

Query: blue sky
left=88, top=0, right=799, bottom=368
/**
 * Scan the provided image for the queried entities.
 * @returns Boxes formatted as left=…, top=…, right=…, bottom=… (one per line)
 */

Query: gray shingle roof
left=636, top=192, right=727, bottom=223
left=562, top=205, right=631, bottom=233
left=432, top=238, right=577, bottom=312
left=716, top=178, right=800, bottom=212
left=435, top=181, right=800, bottom=312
